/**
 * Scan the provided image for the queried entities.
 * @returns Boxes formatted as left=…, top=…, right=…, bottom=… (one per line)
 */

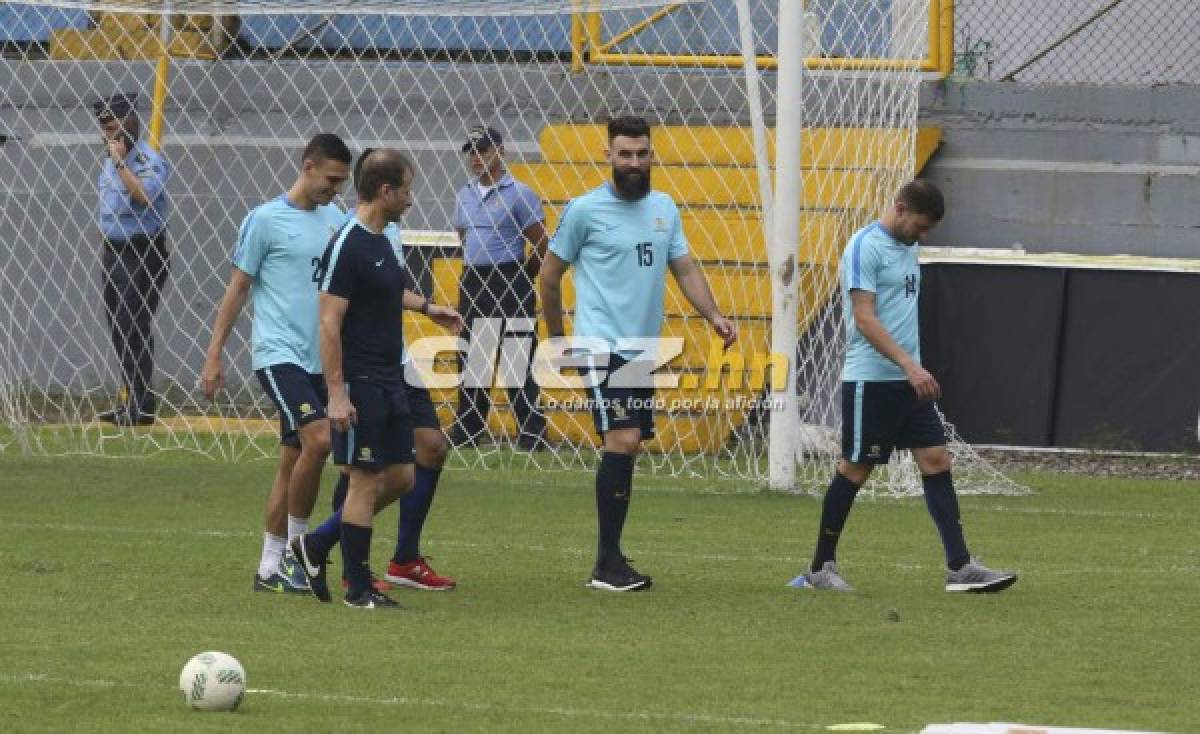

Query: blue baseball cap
left=94, top=93, right=138, bottom=121
left=462, top=125, right=503, bottom=153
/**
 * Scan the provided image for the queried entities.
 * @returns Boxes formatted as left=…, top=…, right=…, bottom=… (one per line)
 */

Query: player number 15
left=636, top=242, right=653, bottom=267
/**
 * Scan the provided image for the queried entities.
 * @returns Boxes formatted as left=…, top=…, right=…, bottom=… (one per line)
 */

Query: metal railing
left=571, top=1, right=955, bottom=76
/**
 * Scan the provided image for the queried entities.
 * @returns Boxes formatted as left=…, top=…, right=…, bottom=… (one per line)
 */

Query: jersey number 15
left=636, top=242, right=653, bottom=267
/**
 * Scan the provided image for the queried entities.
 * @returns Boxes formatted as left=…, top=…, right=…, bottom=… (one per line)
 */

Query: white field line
left=0, top=671, right=826, bottom=730
left=2, top=520, right=1195, bottom=576
left=974, top=505, right=1185, bottom=521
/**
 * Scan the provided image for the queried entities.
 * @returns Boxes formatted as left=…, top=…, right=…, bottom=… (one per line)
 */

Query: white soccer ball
left=178, top=651, right=246, bottom=711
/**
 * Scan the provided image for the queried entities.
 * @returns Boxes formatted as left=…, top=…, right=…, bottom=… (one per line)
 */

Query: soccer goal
left=0, top=0, right=1027, bottom=496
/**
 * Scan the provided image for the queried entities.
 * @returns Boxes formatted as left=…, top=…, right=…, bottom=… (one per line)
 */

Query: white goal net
left=0, top=0, right=1027, bottom=495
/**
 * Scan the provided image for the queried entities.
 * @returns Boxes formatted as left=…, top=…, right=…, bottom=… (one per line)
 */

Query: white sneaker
left=802, top=561, right=854, bottom=591
left=945, top=557, right=1018, bottom=593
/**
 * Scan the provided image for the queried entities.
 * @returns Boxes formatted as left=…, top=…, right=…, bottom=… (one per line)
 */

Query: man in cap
left=448, top=125, right=549, bottom=451
left=92, top=93, right=171, bottom=426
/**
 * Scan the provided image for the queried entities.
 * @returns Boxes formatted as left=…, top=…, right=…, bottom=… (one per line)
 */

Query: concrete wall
left=920, top=82, right=1200, bottom=258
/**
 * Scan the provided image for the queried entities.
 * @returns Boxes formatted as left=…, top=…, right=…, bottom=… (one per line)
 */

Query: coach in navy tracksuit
left=93, top=93, right=171, bottom=426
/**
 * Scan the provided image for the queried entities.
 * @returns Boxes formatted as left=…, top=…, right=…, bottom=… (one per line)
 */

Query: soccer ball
left=178, top=651, right=246, bottom=711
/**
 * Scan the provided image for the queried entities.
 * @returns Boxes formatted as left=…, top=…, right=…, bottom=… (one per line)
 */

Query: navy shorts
left=585, top=353, right=656, bottom=440
left=332, top=379, right=414, bottom=469
left=841, top=380, right=946, bottom=464
left=256, top=363, right=327, bottom=448
left=403, top=369, right=441, bottom=431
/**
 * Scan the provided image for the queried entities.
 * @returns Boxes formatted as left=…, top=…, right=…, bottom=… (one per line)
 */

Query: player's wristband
left=113, top=160, right=126, bottom=171
left=420, top=298, right=431, bottom=315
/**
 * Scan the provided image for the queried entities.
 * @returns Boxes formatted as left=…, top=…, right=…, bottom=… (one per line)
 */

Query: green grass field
left=1, top=451, right=1195, bottom=733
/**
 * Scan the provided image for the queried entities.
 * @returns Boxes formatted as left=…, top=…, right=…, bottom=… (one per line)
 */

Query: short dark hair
left=607, top=116, right=651, bottom=142
left=896, top=179, right=945, bottom=221
left=302, top=133, right=353, bottom=166
left=355, top=148, right=414, bottom=202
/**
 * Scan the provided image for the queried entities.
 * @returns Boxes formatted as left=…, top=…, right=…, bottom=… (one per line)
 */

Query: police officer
left=93, top=93, right=171, bottom=426
left=449, top=125, right=548, bottom=450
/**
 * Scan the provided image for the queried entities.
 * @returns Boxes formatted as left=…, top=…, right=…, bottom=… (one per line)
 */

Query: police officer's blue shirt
left=232, top=195, right=345, bottom=374
left=97, top=139, right=170, bottom=241
left=841, top=221, right=921, bottom=382
left=454, top=172, right=543, bottom=266
left=549, top=183, right=688, bottom=359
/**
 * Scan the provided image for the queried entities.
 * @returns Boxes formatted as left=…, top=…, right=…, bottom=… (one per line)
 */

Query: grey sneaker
left=803, top=561, right=854, bottom=591
left=945, top=557, right=1018, bottom=593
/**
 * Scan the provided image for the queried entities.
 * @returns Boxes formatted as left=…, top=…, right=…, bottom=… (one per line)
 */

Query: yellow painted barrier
left=510, top=163, right=885, bottom=210
left=537, top=125, right=942, bottom=171
left=543, top=206, right=846, bottom=266
left=544, top=410, right=737, bottom=454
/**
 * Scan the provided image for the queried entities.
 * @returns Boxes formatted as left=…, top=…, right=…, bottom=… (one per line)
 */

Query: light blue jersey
left=549, top=183, right=688, bottom=357
left=232, top=195, right=345, bottom=373
left=382, top=221, right=404, bottom=262
left=382, top=221, right=410, bottom=366
left=841, top=221, right=921, bottom=381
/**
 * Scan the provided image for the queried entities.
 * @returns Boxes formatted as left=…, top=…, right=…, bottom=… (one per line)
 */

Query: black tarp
left=920, top=263, right=1200, bottom=452
left=1053, top=269, right=1200, bottom=452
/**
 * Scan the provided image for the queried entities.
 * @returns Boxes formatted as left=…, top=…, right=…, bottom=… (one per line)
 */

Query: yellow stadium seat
left=50, top=29, right=122, bottom=60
